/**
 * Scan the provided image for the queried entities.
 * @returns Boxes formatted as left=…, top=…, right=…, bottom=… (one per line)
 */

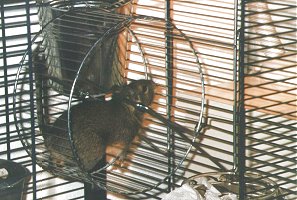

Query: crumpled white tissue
left=161, top=183, right=198, bottom=200
left=161, top=177, right=238, bottom=200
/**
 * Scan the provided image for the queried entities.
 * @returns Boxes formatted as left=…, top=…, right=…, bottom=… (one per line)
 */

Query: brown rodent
left=44, top=79, right=155, bottom=172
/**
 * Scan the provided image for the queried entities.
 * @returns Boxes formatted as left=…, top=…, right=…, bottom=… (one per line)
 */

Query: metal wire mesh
left=12, top=2, right=205, bottom=196
left=1, top=0, right=296, bottom=199
left=243, top=0, right=296, bottom=198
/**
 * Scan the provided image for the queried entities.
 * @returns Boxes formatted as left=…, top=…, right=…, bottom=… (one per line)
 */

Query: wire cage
left=242, top=0, right=296, bottom=198
left=12, top=0, right=205, bottom=196
left=1, top=0, right=296, bottom=199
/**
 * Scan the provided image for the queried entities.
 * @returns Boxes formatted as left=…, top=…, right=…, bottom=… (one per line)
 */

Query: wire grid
left=12, top=4, right=205, bottom=195
left=243, top=0, right=296, bottom=199
left=2, top=0, right=296, bottom=199
left=38, top=0, right=132, bottom=10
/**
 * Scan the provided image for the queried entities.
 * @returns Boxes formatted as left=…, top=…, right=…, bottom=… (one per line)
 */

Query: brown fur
left=44, top=79, right=155, bottom=172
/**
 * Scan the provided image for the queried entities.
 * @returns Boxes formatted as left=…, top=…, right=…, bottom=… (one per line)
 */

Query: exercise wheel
left=13, top=1, right=205, bottom=195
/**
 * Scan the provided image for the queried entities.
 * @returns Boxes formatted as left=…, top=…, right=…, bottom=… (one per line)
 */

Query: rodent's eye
left=126, top=90, right=135, bottom=100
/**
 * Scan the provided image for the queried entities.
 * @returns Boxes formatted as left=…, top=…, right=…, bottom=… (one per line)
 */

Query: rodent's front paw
left=117, top=153, right=127, bottom=168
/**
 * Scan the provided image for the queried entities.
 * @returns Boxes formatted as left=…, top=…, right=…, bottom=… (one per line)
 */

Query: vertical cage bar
left=238, top=0, right=246, bottom=199
left=165, top=0, right=175, bottom=192
left=233, top=0, right=240, bottom=171
left=1, top=2, right=11, bottom=160
left=25, top=0, right=37, bottom=199
left=85, top=182, right=107, bottom=200
left=84, top=145, right=106, bottom=199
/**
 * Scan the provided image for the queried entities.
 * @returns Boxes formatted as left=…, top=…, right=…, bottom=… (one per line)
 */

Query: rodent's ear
left=143, top=85, right=149, bottom=94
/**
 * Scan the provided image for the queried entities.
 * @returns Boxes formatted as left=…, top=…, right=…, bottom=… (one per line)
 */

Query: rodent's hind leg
left=105, top=136, right=135, bottom=168
left=89, top=154, right=107, bottom=173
